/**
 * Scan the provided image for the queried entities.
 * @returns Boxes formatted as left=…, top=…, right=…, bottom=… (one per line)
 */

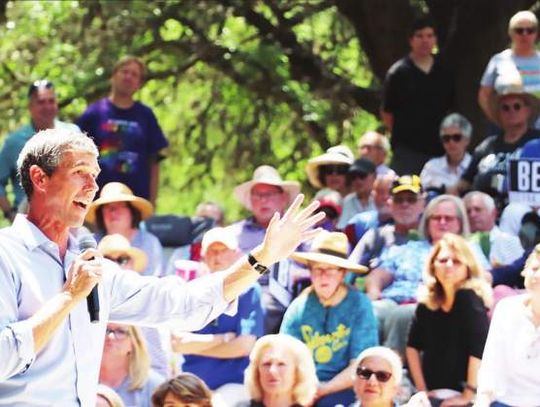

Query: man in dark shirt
left=381, top=17, right=455, bottom=175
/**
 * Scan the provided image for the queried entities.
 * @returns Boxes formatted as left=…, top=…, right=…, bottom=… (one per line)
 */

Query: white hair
left=353, top=346, right=403, bottom=384
left=509, top=10, right=538, bottom=34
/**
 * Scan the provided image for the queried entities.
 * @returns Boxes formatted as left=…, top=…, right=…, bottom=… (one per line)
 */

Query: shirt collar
left=11, top=214, right=79, bottom=254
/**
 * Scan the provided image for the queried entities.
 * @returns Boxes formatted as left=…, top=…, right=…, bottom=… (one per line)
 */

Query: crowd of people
left=1, top=9, right=540, bottom=407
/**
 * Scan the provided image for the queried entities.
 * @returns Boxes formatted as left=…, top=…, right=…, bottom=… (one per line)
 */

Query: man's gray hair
left=439, top=113, right=472, bottom=139
left=463, top=191, right=496, bottom=213
left=17, top=128, right=98, bottom=199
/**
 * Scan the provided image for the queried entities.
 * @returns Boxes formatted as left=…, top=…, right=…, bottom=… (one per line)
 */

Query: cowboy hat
left=234, top=165, right=301, bottom=211
left=488, top=71, right=540, bottom=127
left=86, top=182, right=154, bottom=225
left=291, top=231, right=368, bottom=273
left=97, top=233, right=148, bottom=273
left=305, top=145, right=354, bottom=189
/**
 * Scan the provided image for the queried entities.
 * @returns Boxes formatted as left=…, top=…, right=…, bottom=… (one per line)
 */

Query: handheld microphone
left=78, top=234, right=100, bottom=323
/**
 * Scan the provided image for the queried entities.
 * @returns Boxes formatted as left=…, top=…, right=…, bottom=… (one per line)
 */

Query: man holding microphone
left=0, top=128, right=323, bottom=406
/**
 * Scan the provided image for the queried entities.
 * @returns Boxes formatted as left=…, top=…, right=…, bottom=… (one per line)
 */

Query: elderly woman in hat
left=479, top=10, right=540, bottom=127
left=86, top=181, right=163, bottom=276
left=280, top=231, right=378, bottom=407
left=305, top=145, right=354, bottom=198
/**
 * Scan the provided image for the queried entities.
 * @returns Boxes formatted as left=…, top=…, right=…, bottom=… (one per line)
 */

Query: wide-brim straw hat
left=86, top=182, right=154, bottom=225
left=489, top=72, right=540, bottom=127
left=291, top=231, right=367, bottom=274
left=97, top=233, right=148, bottom=273
left=234, top=165, right=301, bottom=211
left=305, top=145, right=354, bottom=189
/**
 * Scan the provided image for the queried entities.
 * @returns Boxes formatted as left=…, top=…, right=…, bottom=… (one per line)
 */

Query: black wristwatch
left=247, top=253, right=269, bottom=275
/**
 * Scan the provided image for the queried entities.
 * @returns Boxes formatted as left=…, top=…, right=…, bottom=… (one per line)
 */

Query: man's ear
left=28, top=164, right=49, bottom=193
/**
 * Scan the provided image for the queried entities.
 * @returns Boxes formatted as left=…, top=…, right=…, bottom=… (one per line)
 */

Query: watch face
left=255, top=264, right=267, bottom=274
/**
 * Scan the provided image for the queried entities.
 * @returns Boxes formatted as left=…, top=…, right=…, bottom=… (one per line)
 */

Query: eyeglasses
left=321, top=165, right=349, bottom=176
left=105, top=255, right=131, bottom=267
left=441, top=133, right=463, bottom=143
left=310, top=265, right=342, bottom=277
left=356, top=366, right=392, bottom=383
left=434, top=257, right=462, bottom=266
left=27, top=79, right=54, bottom=98
left=500, top=102, right=524, bottom=112
left=430, top=215, right=458, bottom=223
left=250, top=190, right=283, bottom=201
left=105, top=327, right=130, bottom=339
left=514, top=27, right=537, bottom=35
left=393, top=195, right=418, bottom=205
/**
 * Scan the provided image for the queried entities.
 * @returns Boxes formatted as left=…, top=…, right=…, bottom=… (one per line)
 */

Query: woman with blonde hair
left=151, top=373, right=213, bottom=407
left=99, top=323, right=164, bottom=407
left=406, top=233, right=492, bottom=406
left=241, top=334, right=318, bottom=407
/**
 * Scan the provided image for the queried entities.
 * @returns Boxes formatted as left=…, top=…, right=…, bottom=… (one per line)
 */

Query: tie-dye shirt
left=77, top=98, right=168, bottom=200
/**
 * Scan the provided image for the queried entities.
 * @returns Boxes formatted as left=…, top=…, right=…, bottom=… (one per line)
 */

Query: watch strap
left=248, top=253, right=269, bottom=275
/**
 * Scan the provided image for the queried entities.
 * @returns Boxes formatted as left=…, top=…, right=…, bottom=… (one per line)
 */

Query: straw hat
left=86, top=182, right=154, bottom=225
left=234, top=165, right=301, bottom=211
left=97, top=233, right=148, bottom=273
left=489, top=71, right=540, bottom=127
left=291, top=231, right=368, bottom=273
left=305, top=145, right=354, bottom=188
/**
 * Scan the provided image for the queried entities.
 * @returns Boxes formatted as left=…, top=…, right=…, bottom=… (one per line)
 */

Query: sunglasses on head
left=500, top=102, right=524, bottom=112
left=27, top=79, right=54, bottom=98
left=105, top=255, right=131, bottom=267
left=441, top=133, right=463, bottom=143
left=321, top=165, right=349, bottom=175
left=514, top=27, right=537, bottom=35
left=356, top=366, right=392, bottom=382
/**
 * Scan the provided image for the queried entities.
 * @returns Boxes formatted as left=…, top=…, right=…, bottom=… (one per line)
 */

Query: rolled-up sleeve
left=0, top=253, right=36, bottom=380
left=0, top=321, right=36, bottom=380
left=107, top=267, right=237, bottom=330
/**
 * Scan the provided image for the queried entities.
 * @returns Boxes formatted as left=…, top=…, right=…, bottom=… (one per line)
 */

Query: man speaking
left=0, top=128, right=323, bottom=406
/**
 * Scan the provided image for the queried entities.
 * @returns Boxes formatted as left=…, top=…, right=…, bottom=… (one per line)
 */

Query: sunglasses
left=105, top=255, right=131, bottom=267
left=349, top=172, right=369, bottom=180
left=356, top=366, right=392, bottom=383
left=500, top=102, right=524, bottom=112
left=514, top=27, right=537, bottom=35
left=441, top=133, right=463, bottom=143
left=321, top=165, right=349, bottom=175
left=430, top=214, right=458, bottom=223
left=393, top=195, right=418, bottom=205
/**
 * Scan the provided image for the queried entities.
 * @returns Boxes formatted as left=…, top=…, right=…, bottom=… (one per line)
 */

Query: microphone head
left=78, top=234, right=98, bottom=252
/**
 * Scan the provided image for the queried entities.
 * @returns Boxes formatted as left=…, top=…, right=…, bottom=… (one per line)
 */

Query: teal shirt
left=0, top=120, right=79, bottom=207
left=280, top=286, right=378, bottom=382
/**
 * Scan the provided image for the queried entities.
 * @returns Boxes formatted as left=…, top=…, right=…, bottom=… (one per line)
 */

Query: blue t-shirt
left=280, top=287, right=378, bottom=382
left=182, top=284, right=264, bottom=389
left=0, top=120, right=79, bottom=207
left=77, top=98, right=168, bottom=200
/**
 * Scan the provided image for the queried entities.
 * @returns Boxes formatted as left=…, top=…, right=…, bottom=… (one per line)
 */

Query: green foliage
left=0, top=0, right=378, bottom=223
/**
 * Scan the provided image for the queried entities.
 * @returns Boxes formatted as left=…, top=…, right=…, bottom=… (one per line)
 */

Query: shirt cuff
left=8, top=320, right=36, bottom=373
